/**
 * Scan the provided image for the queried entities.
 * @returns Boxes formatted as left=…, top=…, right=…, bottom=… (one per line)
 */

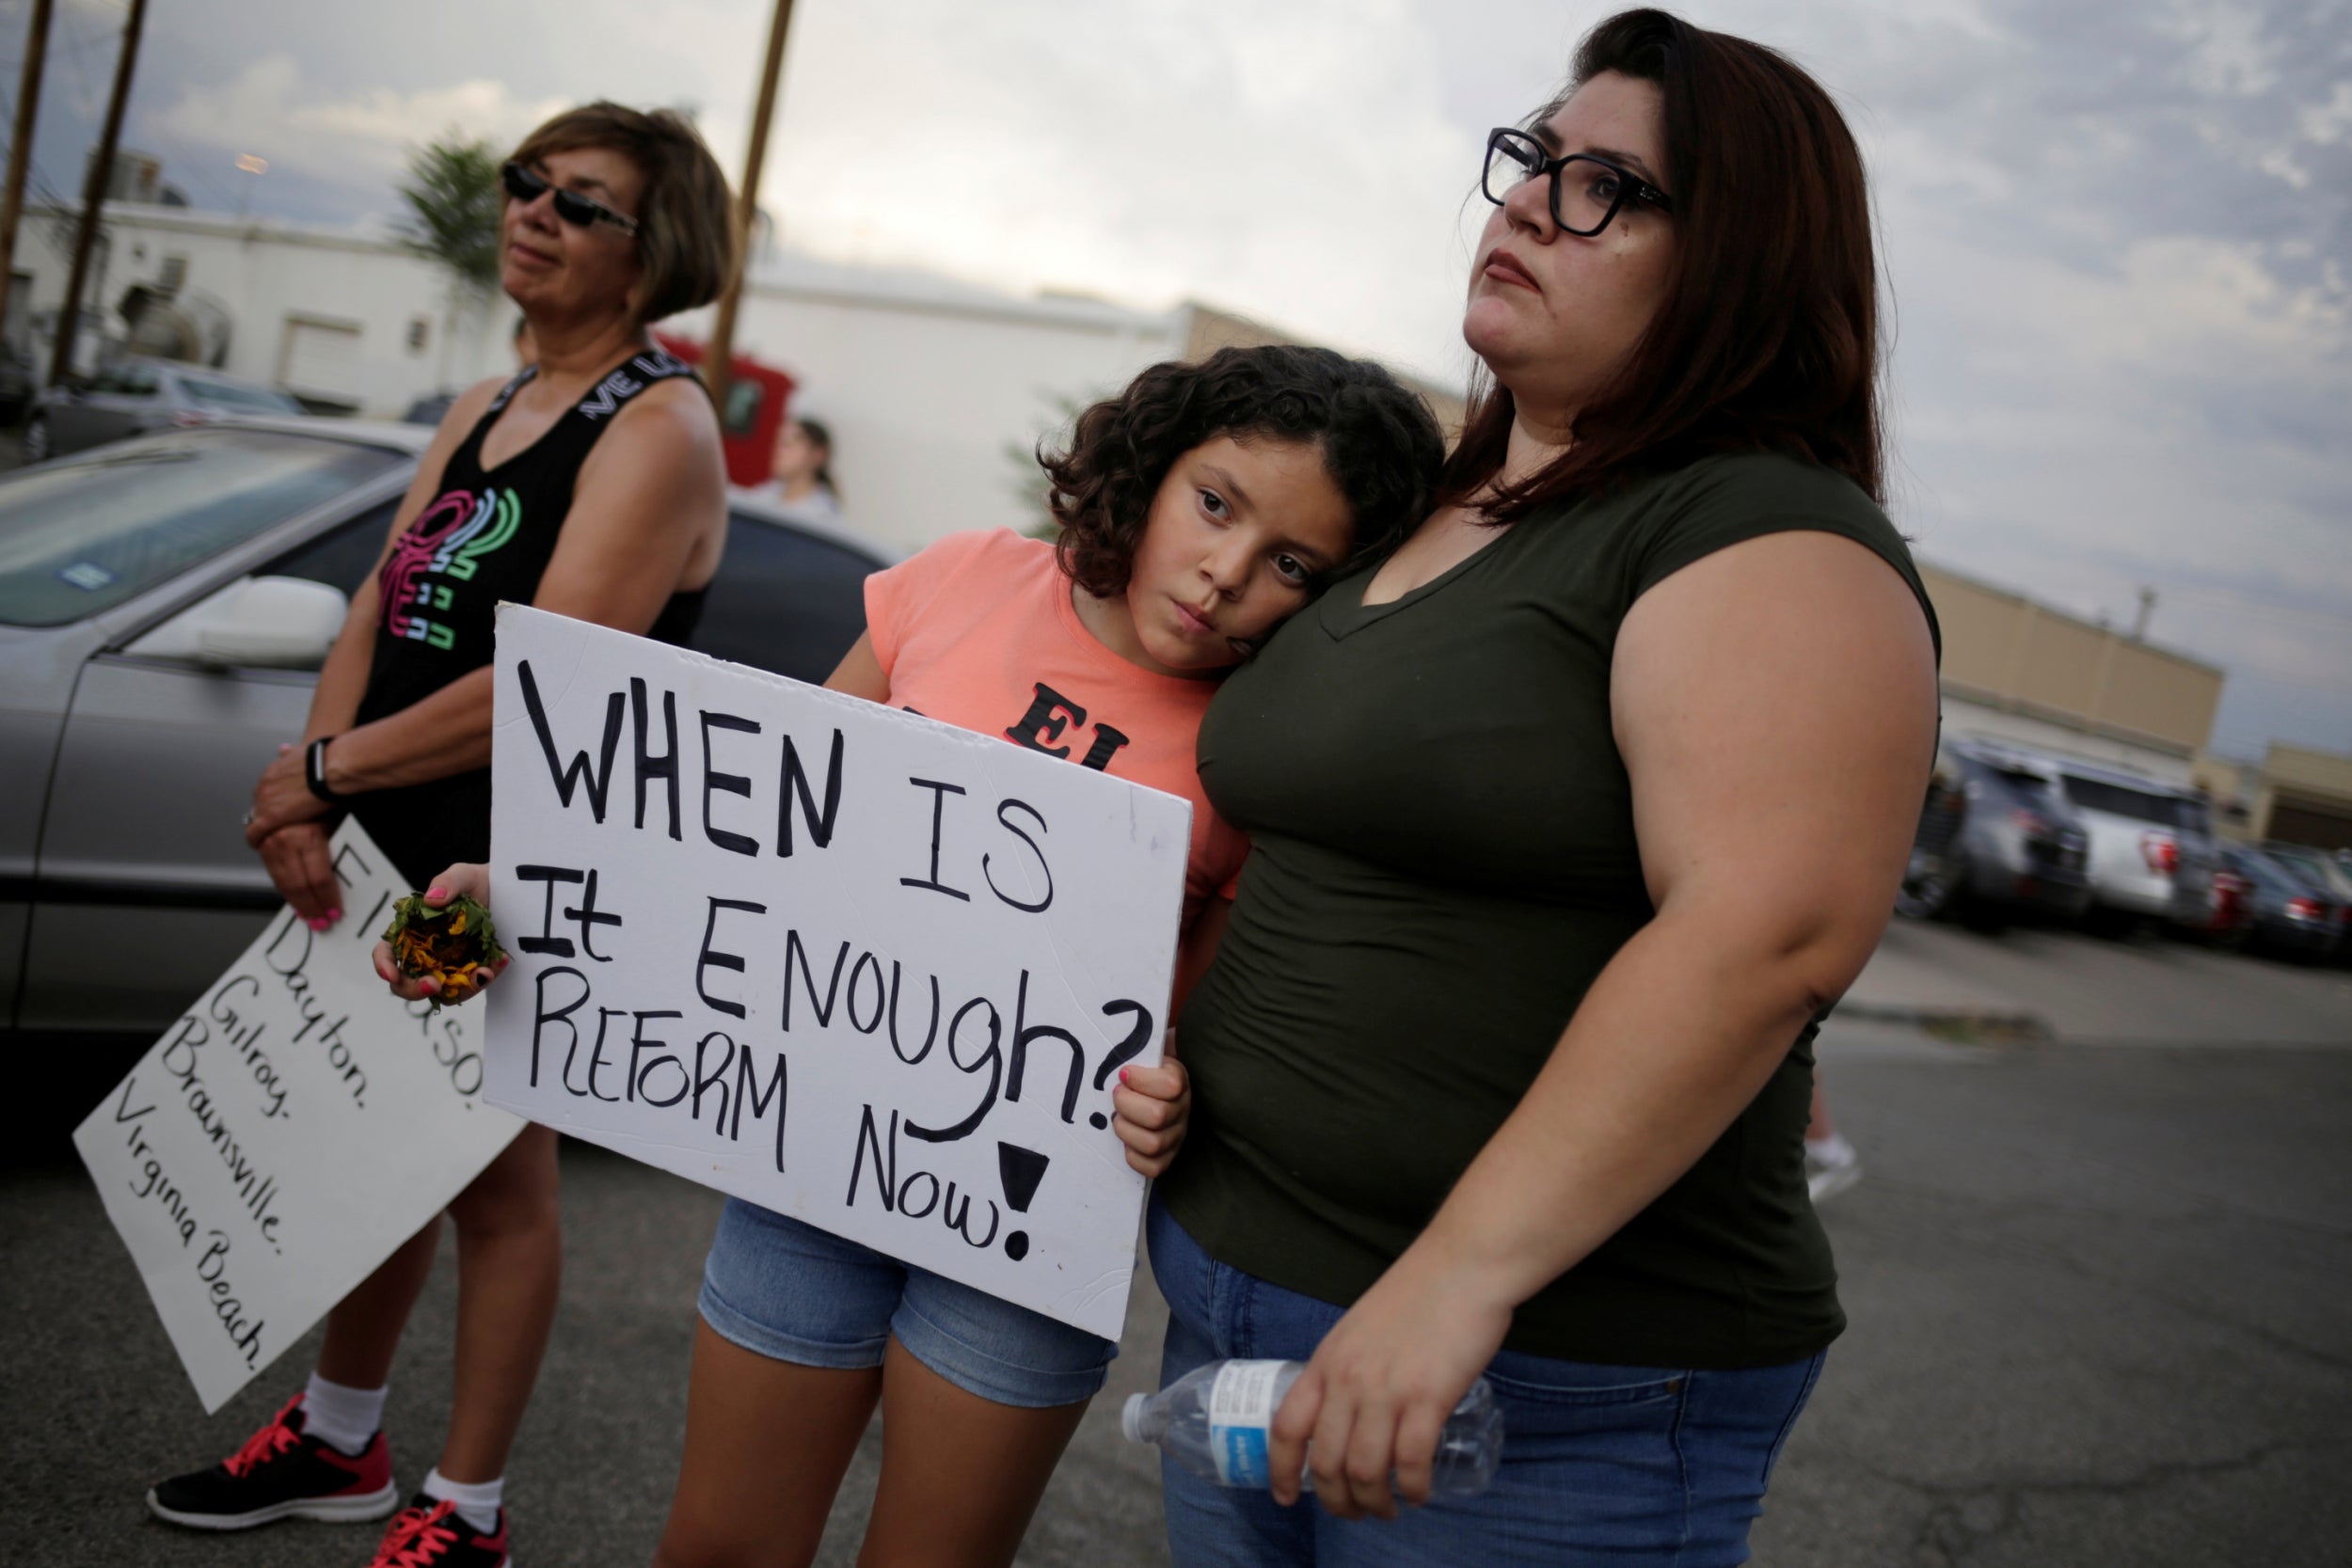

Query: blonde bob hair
left=508, top=102, right=739, bottom=325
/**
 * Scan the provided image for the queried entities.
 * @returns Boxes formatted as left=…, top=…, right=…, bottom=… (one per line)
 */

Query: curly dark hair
left=1043, top=345, right=1445, bottom=599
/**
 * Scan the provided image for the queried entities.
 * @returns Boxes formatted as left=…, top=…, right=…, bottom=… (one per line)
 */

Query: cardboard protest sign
left=483, top=605, right=1190, bottom=1340
left=74, top=821, right=524, bottom=1412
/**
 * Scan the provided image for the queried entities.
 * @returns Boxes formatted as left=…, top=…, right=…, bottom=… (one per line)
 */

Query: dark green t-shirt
left=1159, top=451, right=1939, bottom=1369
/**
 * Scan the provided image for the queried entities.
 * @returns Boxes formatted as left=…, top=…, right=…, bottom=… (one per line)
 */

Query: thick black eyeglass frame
left=1482, top=128, right=1675, bottom=236
left=500, top=161, right=640, bottom=236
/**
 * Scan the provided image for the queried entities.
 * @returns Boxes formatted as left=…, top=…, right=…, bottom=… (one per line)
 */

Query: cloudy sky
left=5, top=0, right=2347, bottom=757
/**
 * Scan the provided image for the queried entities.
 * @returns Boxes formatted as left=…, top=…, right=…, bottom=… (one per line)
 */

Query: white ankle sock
left=422, top=1467, right=504, bottom=1534
left=299, top=1372, right=386, bottom=1456
left=1806, top=1131, right=1857, bottom=1166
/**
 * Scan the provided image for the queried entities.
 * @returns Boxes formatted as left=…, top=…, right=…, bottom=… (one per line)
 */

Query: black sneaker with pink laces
left=367, top=1496, right=512, bottom=1568
left=147, top=1392, right=398, bottom=1530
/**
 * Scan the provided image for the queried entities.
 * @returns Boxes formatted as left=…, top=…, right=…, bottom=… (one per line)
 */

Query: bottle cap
left=1120, top=1392, right=1147, bottom=1443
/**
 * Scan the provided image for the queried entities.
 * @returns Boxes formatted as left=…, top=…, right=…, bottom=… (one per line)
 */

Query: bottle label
left=1208, top=1360, right=1287, bottom=1487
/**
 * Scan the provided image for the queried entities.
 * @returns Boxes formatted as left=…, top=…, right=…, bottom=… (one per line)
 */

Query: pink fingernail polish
left=328, top=909, right=342, bottom=921
left=427, top=886, right=448, bottom=900
left=308, top=917, right=328, bottom=931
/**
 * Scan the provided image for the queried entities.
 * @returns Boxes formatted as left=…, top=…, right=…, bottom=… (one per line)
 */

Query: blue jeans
left=1146, top=1199, right=1823, bottom=1567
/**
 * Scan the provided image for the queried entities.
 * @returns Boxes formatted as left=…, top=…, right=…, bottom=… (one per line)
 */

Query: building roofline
left=1915, top=554, right=2227, bottom=678
left=25, top=198, right=1190, bottom=338
left=25, top=198, right=401, bottom=256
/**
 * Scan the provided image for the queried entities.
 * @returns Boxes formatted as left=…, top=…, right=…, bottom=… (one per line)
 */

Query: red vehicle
left=652, top=333, right=797, bottom=488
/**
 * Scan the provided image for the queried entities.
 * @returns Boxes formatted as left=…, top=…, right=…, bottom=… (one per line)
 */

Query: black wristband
left=304, top=736, right=346, bottom=804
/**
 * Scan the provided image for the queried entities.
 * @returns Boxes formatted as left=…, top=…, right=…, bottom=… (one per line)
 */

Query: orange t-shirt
left=864, top=529, right=1248, bottom=920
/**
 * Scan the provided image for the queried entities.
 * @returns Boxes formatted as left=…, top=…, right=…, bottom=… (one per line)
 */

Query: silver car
left=22, top=356, right=307, bottom=463
left=1899, top=740, right=2092, bottom=929
left=2, top=420, right=887, bottom=1054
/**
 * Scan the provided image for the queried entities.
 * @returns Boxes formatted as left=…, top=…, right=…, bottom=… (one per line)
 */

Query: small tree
left=1005, top=391, right=1089, bottom=539
left=397, top=134, right=502, bottom=292
left=396, top=135, right=502, bottom=386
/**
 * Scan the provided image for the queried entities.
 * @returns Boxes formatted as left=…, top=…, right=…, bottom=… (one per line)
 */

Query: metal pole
left=704, top=0, right=795, bottom=420
left=48, top=0, right=147, bottom=388
left=0, top=0, right=56, bottom=357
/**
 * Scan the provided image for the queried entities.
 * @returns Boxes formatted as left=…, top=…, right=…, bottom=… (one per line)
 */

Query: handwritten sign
left=482, top=606, right=1190, bottom=1340
left=74, top=821, right=524, bottom=1412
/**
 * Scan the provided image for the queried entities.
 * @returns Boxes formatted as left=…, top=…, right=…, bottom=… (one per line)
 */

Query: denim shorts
left=1146, top=1198, right=1824, bottom=1568
left=696, top=1196, right=1118, bottom=1409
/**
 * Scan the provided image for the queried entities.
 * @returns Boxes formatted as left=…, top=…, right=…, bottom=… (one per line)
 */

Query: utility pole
left=49, top=0, right=148, bottom=388
left=0, top=0, right=56, bottom=355
left=704, top=0, right=796, bottom=421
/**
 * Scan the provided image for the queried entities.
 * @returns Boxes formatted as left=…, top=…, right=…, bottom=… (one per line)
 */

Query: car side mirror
left=124, top=576, right=348, bottom=670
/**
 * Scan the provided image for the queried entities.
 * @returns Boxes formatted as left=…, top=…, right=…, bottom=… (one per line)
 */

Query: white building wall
left=11, top=202, right=1187, bottom=553
left=710, top=278, right=1181, bottom=552
left=14, top=202, right=513, bottom=413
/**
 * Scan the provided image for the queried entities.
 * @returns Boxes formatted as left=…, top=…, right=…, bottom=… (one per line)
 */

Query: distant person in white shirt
left=740, top=414, right=842, bottom=526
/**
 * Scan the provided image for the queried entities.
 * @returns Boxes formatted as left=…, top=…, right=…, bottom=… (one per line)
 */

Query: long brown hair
left=1442, top=8, right=1883, bottom=519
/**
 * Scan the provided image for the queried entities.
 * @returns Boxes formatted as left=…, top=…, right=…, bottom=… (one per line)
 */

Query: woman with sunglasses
left=146, top=103, right=738, bottom=1568
left=1148, top=11, right=1941, bottom=1564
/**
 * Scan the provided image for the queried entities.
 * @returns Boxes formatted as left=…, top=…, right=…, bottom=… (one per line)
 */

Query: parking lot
left=5, top=912, right=2346, bottom=1566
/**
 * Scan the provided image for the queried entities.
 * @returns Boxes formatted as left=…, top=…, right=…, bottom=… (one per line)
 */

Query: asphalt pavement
left=6, top=919, right=2347, bottom=1566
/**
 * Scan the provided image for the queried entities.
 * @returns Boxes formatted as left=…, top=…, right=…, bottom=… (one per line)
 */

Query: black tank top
left=351, top=346, right=708, bottom=884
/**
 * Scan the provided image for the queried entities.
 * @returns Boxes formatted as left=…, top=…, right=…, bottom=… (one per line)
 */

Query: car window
left=2265, top=846, right=2322, bottom=879
left=0, top=430, right=405, bottom=626
left=2260, top=847, right=2335, bottom=892
left=264, top=497, right=399, bottom=597
left=2242, top=853, right=2315, bottom=897
left=1991, top=767, right=2064, bottom=806
left=181, top=374, right=305, bottom=415
left=2059, top=775, right=2181, bottom=826
left=692, top=513, right=880, bottom=683
left=1962, top=761, right=2017, bottom=803
left=102, top=362, right=162, bottom=396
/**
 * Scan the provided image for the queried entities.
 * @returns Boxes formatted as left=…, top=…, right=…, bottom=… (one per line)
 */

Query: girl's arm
left=823, top=631, right=892, bottom=702
left=1264, top=530, right=1938, bottom=1519
left=1109, top=892, right=1228, bottom=1177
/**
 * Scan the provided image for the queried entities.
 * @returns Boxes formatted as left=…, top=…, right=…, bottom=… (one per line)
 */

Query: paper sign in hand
left=483, top=605, right=1190, bottom=1340
left=75, top=821, right=524, bottom=1412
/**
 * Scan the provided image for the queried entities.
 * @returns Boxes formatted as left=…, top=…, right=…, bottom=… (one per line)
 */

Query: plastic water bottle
left=1120, top=1360, right=1503, bottom=1497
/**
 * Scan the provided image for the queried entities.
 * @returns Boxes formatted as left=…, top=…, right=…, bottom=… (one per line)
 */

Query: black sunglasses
left=1482, top=128, right=1675, bottom=237
left=500, top=161, right=639, bottom=236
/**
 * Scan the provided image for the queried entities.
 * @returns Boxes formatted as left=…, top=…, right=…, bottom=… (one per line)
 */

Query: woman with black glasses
left=146, top=103, right=737, bottom=1568
left=1148, top=10, right=1941, bottom=1564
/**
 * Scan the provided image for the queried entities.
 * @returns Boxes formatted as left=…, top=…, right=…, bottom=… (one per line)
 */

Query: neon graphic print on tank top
left=379, top=484, right=525, bottom=650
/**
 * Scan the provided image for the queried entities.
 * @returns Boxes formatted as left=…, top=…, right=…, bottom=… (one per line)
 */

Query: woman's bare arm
left=306, top=379, right=727, bottom=799
left=246, top=377, right=506, bottom=920
left=1266, top=529, right=1939, bottom=1518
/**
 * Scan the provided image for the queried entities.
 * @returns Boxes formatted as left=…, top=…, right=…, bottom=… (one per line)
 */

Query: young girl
left=389, top=343, right=1444, bottom=1568
left=739, top=415, right=843, bottom=528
